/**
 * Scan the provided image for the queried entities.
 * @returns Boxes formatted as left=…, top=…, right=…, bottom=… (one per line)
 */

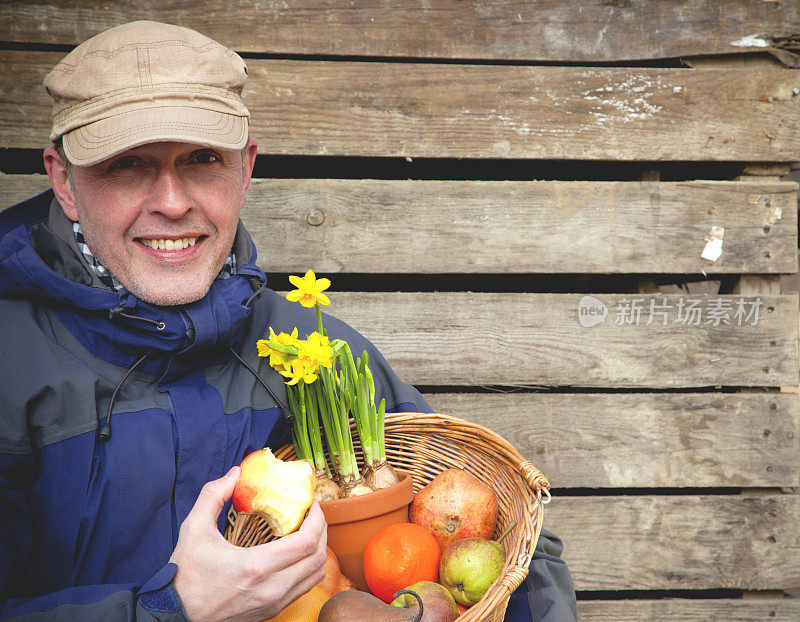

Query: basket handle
left=498, top=566, right=530, bottom=595
left=519, top=459, right=551, bottom=495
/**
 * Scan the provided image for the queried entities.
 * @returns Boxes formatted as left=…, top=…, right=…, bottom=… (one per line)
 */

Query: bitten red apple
left=409, top=468, right=498, bottom=551
left=231, top=448, right=316, bottom=536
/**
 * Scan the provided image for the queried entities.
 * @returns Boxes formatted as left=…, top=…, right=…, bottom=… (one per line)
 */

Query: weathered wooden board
left=240, top=179, right=799, bottom=274
left=548, top=494, right=800, bottom=590
left=423, top=393, right=799, bottom=489
left=328, top=293, right=799, bottom=388
left=0, top=1, right=797, bottom=63
left=3, top=175, right=796, bottom=274
left=577, top=598, right=800, bottom=622
left=3, top=52, right=799, bottom=162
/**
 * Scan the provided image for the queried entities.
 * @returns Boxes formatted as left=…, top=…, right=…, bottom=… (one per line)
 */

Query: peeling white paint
left=731, top=34, right=771, bottom=48
left=589, top=111, right=613, bottom=125
left=497, top=113, right=533, bottom=135
left=673, top=86, right=683, bottom=93
left=701, top=226, right=725, bottom=262
left=766, top=205, right=783, bottom=225
left=580, top=76, right=666, bottom=124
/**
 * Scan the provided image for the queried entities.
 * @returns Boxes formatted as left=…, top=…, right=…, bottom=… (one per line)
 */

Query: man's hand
left=169, top=466, right=327, bottom=622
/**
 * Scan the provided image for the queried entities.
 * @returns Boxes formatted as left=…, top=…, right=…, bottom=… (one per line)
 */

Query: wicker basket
left=225, top=412, right=551, bottom=622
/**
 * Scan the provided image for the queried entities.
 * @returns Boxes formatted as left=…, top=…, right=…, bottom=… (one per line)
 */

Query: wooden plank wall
left=1, top=2, right=799, bottom=619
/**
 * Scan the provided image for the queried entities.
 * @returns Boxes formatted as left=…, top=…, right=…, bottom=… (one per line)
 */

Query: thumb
left=188, top=466, right=241, bottom=525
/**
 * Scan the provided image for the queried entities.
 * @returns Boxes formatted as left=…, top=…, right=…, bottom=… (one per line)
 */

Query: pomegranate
left=408, top=468, right=498, bottom=551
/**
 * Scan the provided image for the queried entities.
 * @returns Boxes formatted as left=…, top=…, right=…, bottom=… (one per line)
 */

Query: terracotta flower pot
left=320, top=472, right=414, bottom=591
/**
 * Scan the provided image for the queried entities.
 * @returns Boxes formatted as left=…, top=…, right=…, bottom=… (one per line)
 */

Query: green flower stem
left=355, top=373, right=375, bottom=465
left=286, top=385, right=306, bottom=462
left=365, top=366, right=375, bottom=404
left=290, top=384, right=314, bottom=468
left=341, top=343, right=359, bottom=388
left=369, top=402, right=379, bottom=462
left=300, top=389, right=314, bottom=467
left=338, top=345, right=378, bottom=467
left=363, top=366, right=381, bottom=461
left=315, top=302, right=325, bottom=336
left=321, top=366, right=356, bottom=478
left=301, top=381, right=329, bottom=477
left=377, top=398, right=386, bottom=461
left=290, top=428, right=304, bottom=461
left=314, top=379, right=344, bottom=477
left=332, top=362, right=358, bottom=478
left=337, top=378, right=358, bottom=477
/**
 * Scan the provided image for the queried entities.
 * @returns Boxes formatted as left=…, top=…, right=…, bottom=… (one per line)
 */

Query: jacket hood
left=0, top=191, right=268, bottom=378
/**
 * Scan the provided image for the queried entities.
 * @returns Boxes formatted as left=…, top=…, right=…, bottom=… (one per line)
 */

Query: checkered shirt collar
left=72, top=222, right=237, bottom=291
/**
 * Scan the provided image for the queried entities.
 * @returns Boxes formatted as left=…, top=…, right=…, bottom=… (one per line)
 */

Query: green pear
left=438, top=521, right=516, bottom=607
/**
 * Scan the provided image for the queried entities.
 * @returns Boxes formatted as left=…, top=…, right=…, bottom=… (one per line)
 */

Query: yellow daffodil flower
left=256, top=327, right=300, bottom=372
left=286, top=270, right=331, bottom=308
left=280, top=358, right=321, bottom=385
left=299, top=332, right=333, bottom=372
left=278, top=332, right=333, bottom=385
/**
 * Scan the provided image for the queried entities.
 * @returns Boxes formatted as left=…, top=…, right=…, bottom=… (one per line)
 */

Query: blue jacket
left=0, top=191, right=577, bottom=621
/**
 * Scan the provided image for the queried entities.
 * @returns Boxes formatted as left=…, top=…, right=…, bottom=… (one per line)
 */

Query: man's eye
left=108, top=157, right=139, bottom=171
left=194, top=152, right=221, bottom=164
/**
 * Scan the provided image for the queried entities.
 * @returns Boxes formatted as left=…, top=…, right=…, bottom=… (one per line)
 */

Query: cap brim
left=62, top=106, right=248, bottom=167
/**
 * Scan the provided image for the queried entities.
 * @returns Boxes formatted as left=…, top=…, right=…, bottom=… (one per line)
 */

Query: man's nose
left=146, top=166, right=194, bottom=218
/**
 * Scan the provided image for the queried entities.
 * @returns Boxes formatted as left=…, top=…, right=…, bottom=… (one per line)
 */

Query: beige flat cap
left=44, top=20, right=250, bottom=166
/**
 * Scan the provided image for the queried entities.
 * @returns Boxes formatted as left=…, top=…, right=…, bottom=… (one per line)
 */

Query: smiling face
left=45, top=139, right=258, bottom=306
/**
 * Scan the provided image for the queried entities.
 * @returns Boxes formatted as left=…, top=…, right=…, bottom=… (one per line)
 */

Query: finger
left=253, top=536, right=328, bottom=612
left=298, top=500, right=326, bottom=536
left=275, top=500, right=326, bottom=557
left=185, top=466, right=240, bottom=528
left=245, top=501, right=326, bottom=574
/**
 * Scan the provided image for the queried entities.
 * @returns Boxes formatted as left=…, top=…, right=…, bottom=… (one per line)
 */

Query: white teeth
left=141, top=237, right=197, bottom=250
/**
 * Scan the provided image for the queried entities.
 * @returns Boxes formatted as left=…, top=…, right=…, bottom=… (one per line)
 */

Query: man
left=0, top=21, right=577, bottom=621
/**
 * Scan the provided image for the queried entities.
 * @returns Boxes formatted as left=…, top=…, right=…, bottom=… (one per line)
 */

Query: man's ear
left=43, top=146, right=79, bottom=221
left=240, top=137, right=258, bottom=201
